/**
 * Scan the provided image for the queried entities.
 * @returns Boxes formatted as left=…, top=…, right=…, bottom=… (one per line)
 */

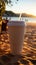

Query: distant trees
left=0, top=0, right=19, bottom=13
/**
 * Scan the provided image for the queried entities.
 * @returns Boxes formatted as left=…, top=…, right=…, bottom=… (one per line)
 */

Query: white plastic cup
left=7, top=21, right=25, bottom=55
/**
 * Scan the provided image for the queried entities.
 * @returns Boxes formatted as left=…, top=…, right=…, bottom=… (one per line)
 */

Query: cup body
left=7, top=21, right=25, bottom=55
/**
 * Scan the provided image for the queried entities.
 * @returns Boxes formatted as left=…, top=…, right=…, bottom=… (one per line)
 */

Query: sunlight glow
left=6, top=0, right=36, bottom=16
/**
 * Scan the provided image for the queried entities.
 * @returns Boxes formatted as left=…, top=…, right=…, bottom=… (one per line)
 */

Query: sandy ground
left=0, top=22, right=36, bottom=65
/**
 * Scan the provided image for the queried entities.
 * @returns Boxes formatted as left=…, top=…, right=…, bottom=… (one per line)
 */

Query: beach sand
left=0, top=22, right=36, bottom=65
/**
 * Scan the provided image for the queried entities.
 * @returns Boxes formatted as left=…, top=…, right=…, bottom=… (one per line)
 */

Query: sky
left=6, top=0, right=36, bottom=16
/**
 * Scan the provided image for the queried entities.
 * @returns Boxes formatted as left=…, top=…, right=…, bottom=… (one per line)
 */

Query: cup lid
left=7, top=21, right=25, bottom=26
